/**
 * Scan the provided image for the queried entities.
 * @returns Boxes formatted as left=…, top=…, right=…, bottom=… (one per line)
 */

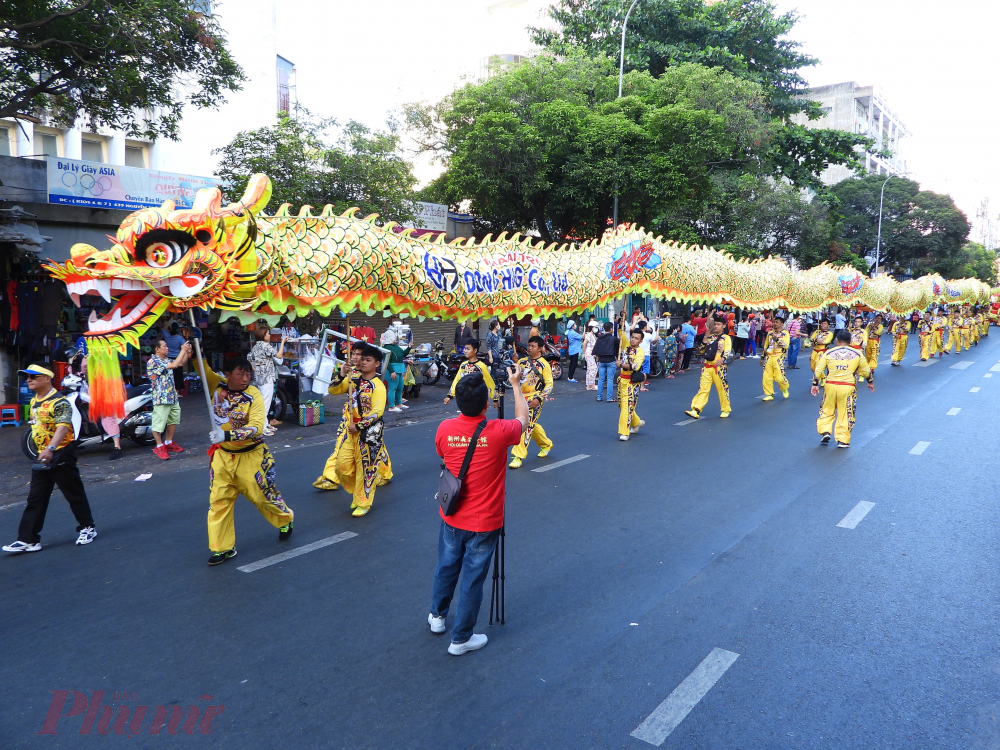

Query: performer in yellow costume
left=685, top=315, right=733, bottom=419
left=445, top=339, right=496, bottom=405
left=332, top=343, right=389, bottom=516
left=811, top=329, right=874, bottom=448
left=201, top=355, right=294, bottom=566
left=889, top=316, right=909, bottom=365
left=618, top=328, right=647, bottom=440
left=956, top=309, right=970, bottom=351
left=848, top=315, right=868, bottom=352
left=917, top=313, right=934, bottom=360
left=313, top=343, right=393, bottom=491
left=809, top=319, right=834, bottom=374
left=977, top=308, right=988, bottom=338
left=967, top=309, right=979, bottom=347
left=932, top=310, right=949, bottom=356
left=864, top=314, right=884, bottom=374
left=509, top=335, right=554, bottom=468
left=761, top=315, right=790, bottom=401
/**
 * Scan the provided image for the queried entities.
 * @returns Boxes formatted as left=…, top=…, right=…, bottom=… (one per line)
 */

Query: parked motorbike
left=410, top=340, right=449, bottom=386
left=20, top=349, right=155, bottom=460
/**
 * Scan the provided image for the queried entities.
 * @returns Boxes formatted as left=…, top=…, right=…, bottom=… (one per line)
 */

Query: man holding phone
left=429, top=363, right=529, bottom=655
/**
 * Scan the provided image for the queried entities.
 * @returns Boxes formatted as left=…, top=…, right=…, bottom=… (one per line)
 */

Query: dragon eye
left=145, top=241, right=185, bottom=268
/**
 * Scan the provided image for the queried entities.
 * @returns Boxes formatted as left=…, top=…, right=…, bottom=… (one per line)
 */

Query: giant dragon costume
left=41, top=174, right=992, bottom=422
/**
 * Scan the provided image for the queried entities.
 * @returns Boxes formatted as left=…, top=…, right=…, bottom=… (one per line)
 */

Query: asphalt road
left=2, top=333, right=999, bottom=749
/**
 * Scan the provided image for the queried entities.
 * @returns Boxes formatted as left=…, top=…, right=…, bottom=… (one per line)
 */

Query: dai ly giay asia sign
left=47, top=157, right=219, bottom=212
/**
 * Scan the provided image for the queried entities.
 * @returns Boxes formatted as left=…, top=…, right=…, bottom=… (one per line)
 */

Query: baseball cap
left=19, top=365, right=54, bottom=378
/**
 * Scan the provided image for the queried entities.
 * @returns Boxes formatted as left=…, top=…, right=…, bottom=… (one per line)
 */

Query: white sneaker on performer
left=3, top=540, right=41, bottom=553
left=428, top=613, right=446, bottom=634
left=620, top=434, right=629, bottom=441
left=448, top=634, right=488, bottom=655
left=75, top=527, right=97, bottom=546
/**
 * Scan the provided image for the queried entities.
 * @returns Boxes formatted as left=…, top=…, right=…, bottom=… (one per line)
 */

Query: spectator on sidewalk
left=565, top=320, right=583, bottom=382
left=592, top=322, right=619, bottom=402
left=429, top=364, right=529, bottom=655
left=163, top=320, right=188, bottom=394
left=746, top=315, right=758, bottom=358
left=148, top=337, right=192, bottom=460
left=382, top=328, right=411, bottom=413
left=454, top=320, right=474, bottom=351
left=786, top=313, right=803, bottom=369
left=663, top=325, right=678, bottom=378
left=735, top=316, right=750, bottom=359
left=3, top=364, right=97, bottom=553
left=583, top=321, right=599, bottom=390
left=681, top=315, right=697, bottom=370
left=248, top=325, right=286, bottom=435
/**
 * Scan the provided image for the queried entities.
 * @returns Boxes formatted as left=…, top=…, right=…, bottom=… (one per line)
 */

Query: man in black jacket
left=591, top=322, right=620, bottom=403
left=454, top=321, right=474, bottom=351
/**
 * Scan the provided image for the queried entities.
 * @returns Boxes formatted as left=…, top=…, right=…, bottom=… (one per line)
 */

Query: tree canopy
left=1, top=0, right=244, bottom=140
left=829, top=175, right=972, bottom=279
left=407, top=54, right=867, bottom=242
left=214, top=112, right=419, bottom=225
left=530, top=0, right=817, bottom=117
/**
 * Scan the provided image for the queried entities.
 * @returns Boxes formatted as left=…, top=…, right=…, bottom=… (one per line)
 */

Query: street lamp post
left=874, top=174, right=893, bottom=276
left=611, top=0, right=641, bottom=230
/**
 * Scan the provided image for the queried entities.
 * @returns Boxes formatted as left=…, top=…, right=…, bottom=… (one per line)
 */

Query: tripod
left=490, top=365, right=506, bottom=626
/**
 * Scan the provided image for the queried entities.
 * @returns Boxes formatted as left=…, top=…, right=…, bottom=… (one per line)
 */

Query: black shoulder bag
left=438, top=419, right=488, bottom=517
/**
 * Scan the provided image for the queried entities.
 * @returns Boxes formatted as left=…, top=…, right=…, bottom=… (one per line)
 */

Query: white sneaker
left=448, top=633, right=488, bottom=655
left=388, top=406, right=403, bottom=413
left=3, top=540, right=41, bottom=553
left=75, top=527, right=97, bottom=545
left=620, top=434, right=629, bottom=441
left=400, top=404, right=410, bottom=409
left=428, top=613, right=446, bottom=634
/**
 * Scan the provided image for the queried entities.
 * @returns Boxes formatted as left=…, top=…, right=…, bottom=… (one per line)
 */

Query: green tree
left=1, top=0, right=245, bottom=140
left=530, top=0, right=816, bottom=117
left=829, top=175, right=971, bottom=278
left=948, top=242, right=997, bottom=284
left=409, top=55, right=786, bottom=241
left=214, top=112, right=418, bottom=224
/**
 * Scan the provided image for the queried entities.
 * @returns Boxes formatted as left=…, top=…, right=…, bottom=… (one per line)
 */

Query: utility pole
left=612, top=0, right=641, bottom=231
left=874, top=174, right=893, bottom=276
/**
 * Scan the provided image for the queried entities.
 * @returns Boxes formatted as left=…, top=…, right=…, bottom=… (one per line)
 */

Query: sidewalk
left=0, top=381, right=455, bottom=502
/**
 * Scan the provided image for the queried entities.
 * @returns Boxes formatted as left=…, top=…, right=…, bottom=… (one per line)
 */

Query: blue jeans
left=384, top=363, right=405, bottom=407
left=597, top=361, right=616, bottom=401
left=431, top=521, right=500, bottom=644
left=788, top=338, right=802, bottom=367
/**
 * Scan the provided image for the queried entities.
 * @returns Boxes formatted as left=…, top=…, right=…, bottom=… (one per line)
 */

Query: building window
left=0, top=126, right=10, bottom=156
left=125, top=145, right=146, bottom=168
left=38, top=133, right=59, bottom=157
left=276, top=55, right=296, bottom=115
left=81, top=138, right=104, bottom=162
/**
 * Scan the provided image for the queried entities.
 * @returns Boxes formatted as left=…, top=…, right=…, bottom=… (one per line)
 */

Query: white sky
left=275, top=0, right=1000, bottom=243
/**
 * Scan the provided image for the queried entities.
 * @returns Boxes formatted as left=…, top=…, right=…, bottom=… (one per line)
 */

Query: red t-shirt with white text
left=436, top=415, right=524, bottom=532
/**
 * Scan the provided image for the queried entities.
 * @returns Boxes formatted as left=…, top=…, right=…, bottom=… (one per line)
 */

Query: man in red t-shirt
left=429, top=364, right=529, bottom=655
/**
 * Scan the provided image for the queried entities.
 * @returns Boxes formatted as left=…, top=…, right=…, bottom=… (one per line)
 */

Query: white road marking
left=909, top=441, right=931, bottom=455
left=532, top=454, right=590, bottom=473
left=0, top=500, right=27, bottom=512
left=949, top=361, right=974, bottom=369
left=237, top=532, right=358, bottom=573
left=631, top=648, right=740, bottom=746
left=675, top=419, right=697, bottom=426
left=985, top=374, right=993, bottom=378
left=837, top=501, right=876, bottom=529
left=913, top=360, right=938, bottom=367
left=970, top=387, right=980, bottom=392
left=946, top=407, right=961, bottom=416
left=990, top=364, right=1000, bottom=372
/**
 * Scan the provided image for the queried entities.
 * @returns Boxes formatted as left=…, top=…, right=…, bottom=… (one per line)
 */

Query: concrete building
left=792, top=82, right=908, bottom=186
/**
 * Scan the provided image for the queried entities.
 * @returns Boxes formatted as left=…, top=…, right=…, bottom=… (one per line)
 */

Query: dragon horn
left=192, top=174, right=273, bottom=227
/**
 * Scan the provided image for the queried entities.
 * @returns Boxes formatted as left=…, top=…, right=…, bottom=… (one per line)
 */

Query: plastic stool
left=0, top=404, right=22, bottom=428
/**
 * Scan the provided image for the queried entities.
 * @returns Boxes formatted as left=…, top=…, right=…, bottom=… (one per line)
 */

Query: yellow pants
left=512, top=402, right=553, bottom=459
left=944, top=330, right=958, bottom=353
left=865, top=340, right=880, bottom=372
left=809, top=349, right=828, bottom=375
left=933, top=331, right=944, bottom=355
left=891, top=335, right=907, bottom=362
left=317, top=424, right=393, bottom=489
left=208, top=445, right=293, bottom=553
left=618, top=378, right=641, bottom=435
left=958, top=329, right=968, bottom=350
left=335, top=429, right=389, bottom=509
left=762, top=355, right=788, bottom=397
left=919, top=334, right=932, bottom=360
left=690, top=365, right=730, bottom=414
left=817, top=383, right=857, bottom=445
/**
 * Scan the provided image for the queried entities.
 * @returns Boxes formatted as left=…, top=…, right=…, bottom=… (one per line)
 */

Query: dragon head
left=43, top=175, right=272, bottom=351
